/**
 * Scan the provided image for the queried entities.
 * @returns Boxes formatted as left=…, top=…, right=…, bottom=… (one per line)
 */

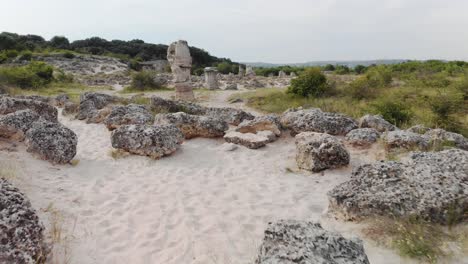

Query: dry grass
left=0, top=160, right=18, bottom=180
left=109, top=148, right=129, bottom=159
left=43, top=203, right=74, bottom=264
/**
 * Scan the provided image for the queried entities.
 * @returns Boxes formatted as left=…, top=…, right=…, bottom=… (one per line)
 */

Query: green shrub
left=130, top=71, right=161, bottom=90
left=129, top=59, right=142, bottom=71
left=0, top=53, right=7, bottom=63
left=193, top=67, right=204, bottom=76
left=287, top=68, right=328, bottom=97
left=354, top=65, right=367, bottom=74
left=18, top=51, right=32, bottom=61
left=323, top=64, right=335, bottom=71
left=62, top=51, right=75, bottom=59
left=5, top=50, right=18, bottom=59
left=346, top=66, right=392, bottom=99
left=335, top=65, right=351, bottom=75
left=372, top=100, right=412, bottom=126
left=0, top=61, right=54, bottom=88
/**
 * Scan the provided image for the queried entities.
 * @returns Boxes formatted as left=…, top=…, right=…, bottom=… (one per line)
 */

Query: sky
left=1, top=0, right=468, bottom=63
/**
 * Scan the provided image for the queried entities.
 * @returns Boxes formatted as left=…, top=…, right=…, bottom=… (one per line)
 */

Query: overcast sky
left=1, top=0, right=467, bottom=63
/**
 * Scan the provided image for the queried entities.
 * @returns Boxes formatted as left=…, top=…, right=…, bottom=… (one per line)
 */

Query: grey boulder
left=0, top=96, right=57, bottom=122
left=0, top=110, right=40, bottom=140
left=76, top=92, right=118, bottom=122
left=155, top=112, right=228, bottom=139
left=424, top=128, right=468, bottom=150
left=345, top=128, right=380, bottom=147
left=383, top=130, right=429, bottom=150
left=224, top=131, right=275, bottom=149
left=236, top=115, right=281, bottom=136
left=358, top=114, right=397, bottom=132
left=104, top=104, right=154, bottom=130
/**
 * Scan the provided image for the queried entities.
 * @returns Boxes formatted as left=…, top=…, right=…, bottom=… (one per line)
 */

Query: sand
left=0, top=97, right=464, bottom=264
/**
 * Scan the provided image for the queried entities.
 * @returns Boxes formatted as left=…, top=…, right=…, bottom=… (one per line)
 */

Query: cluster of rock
left=75, top=92, right=120, bottom=123
left=225, top=115, right=281, bottom=149
left=328, top=149, right=468, bottom=224
left=0, top=178, right=48, bottom=263
left=104, top=104, right=154, bottom=130
left=155, top=112, right=228, bottom=139
left=0, top=96, right=77, bottom=164
left=255, top=220, right=370, bottom=264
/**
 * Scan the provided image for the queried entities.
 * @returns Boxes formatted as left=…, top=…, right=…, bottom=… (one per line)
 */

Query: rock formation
left=0, top=178, right=48, bottom=264
left=358, top=114, right=396, bottom=132
left=167, top=40, right=194, bottom=100
left=328, top=149, right=468, bottom=224
left=0, top=96, right=58, bottom=123
left=255, top=220, right=370, bottom=264
left=0, top=110, right=40, bottom=141
left=224, top=131, right=276, bottom=149
left=155, top=112, right=228, bottom=139
left=278, top=70, right=287, bottom=78
left=104, top=104, right=154, bottom=130
left=383, top=130, right=429, bottom=150
left=345, top=128, right=380, bottom=147
left=111, top=124, right=184, bottom=159
left=246, top=66, right=255, bottom=77
left=424, top=128, right=468, bottom=150
left=238, top=65, right=245, bottom=77
left=204, top=67, right=219, bottom=90
left=76, top=92, right=118, bottom=123
left=295, top=132, right=350, bottom=172
left=236, top=115, right=281, bottom=136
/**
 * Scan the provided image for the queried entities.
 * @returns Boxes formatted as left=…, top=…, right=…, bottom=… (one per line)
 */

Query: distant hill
left=245, top=60, right=409, bottom=68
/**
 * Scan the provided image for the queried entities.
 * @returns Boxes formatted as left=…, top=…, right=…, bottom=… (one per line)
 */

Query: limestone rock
left=155, top=112, right=228, bottom=139
left=25, top=120, right=78, bottom=164
left=54, top=93, right=69, bottom=107
left=224, top=131, right=275, bottom=149
left=111, top=124, right=184, bottom=159
left=76, top=92, right=118, bottom=122
left=236, top=115, right=281, bottom=136
left=0, top=110, right=40, bottom=140
left=104, top=104, right=154, bottom=130
left=167, top=40, right=194, bottom=100
left=255, top=220, right=370, bottom=264
left=0, top=96, right=58, bottom=122
left=150, top=96, right=205, bottom=115
left=62, top=102, right=79, bottom=116
left=205, top=107, right=254, bottom=126
left=295, top=132, right=350, bottom=172
left=0, top=178, right=48, bottom=264
left=281, top=108, right=357, bottom=136
left=204, top=67, right=219, bottom=90
left=407, top=124, right=431, bottom=134
left=328, top=149, right=468, bottom=224
left=358, top=114, right=396, bottom=132
left=383, top=130, right=429, bottom=150
left=345, top=128, right=380, bottom=147
left=424, top=128, right=468, bottom=150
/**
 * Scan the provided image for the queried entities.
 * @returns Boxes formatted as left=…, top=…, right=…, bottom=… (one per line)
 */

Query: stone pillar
left=246, top=66, right=256, bottom=77
left=278, top=70, right=287, bottom=78
left=290, top=72, right=297, bottom=77
left=238, top=65, right=245, bottom=77
left=167, top=40, right=194, bottom=100
left=204, top=67, right=219, bottom=90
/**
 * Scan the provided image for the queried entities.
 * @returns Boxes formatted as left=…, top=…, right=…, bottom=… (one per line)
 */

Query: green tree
left=287, top=68, right=328, bottom=97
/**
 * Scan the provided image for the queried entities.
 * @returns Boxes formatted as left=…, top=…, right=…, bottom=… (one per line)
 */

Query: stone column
left=167, top=40, right=194, bottom=100
left=278, top=70, right=286, bottom=78
left=204, top=67, right=219, bottom=90
left=246, top=66, right=256, bottom=77
left=238, top=65, right=245, bottom=77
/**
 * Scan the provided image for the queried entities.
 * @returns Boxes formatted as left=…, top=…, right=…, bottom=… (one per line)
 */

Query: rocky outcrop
left=25, top=120, right=78, bottom=164
left=358, top=114, right=396, bottom=132
left=155, top=112, right=228, bottom=139
left=62, top=102, right=79, bottom=116
left=0, top=178, right=48, bottom=264
left=224, top=131, right=275, bottom=149
left=0, top=110, right=40, bottom=140
left=383, top=130, right=429, bottom=150
left=54, top=94, right=69, bottom=107
left=345, top=128, right=380, bottom=147
left=14, top=95, right=51, bottom=104
left=0, top=96, right=58, bottom=122
left=167, top=40, right=194, bottom=100
left=406, top=124, right=431, bottom=134
left=204, top=67, right=219, bottom=90
left=236, top=115, right=281, bottom=136
left=150, top=96, right=205, bottom=115
left=328, top=149, right=468, bottom=224
left=104, top=104, right=154, bottom=130
left=76, top=92, right=118, bottom=123
left=281, top=108, right=357, bottom=136
left=424, top=128, right=468, bottom=150
left=111, top=124, right=184, bottom=159
left=205, top=107, right=254, bottom=126
left=295, top=132, right=350, bottom=172
left=255, top=220, right=370, bottom=264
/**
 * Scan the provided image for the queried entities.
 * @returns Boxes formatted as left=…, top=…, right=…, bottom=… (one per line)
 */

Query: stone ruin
left=167, top=40, right=194, bottom=100
left=238, top=65, right=245, bottom=77
left=204, top=67, right=219, bottom=90
left=278, top=70, right=287, bottom=78
left=246, top=66, right=256, bottom=77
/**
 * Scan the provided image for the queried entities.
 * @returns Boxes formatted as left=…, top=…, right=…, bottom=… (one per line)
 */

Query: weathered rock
left=407, top=124, right=431, bottom=134
left=0, top=110, right=40, bottom=140
left=111, top=124, right=184, bottom=159
left=328, top=149, right=468, bottom=224
left=205, top=107, right=254, bottom=125
left=256, top=220, right=370, bottom=264
left=15, top=95, right=51, bottom=104
left=0, top=178, right=48, bottom=264
left=150, top=96, right=205, bottom=115
left=167, top=40, right=194, bottom=100
left=0, top=96, right=58, bottom=122
left=224, top=131, right=275, bottom=149
left=76, top=92, right=118, bottom=122
left=204, top=67, right=219, bottom=90
left=224, top=83, right=238, bottom=90
left=383, top=130, right=429, bottom=150
left=295, top=132, right=350, bottom=172
left=236, top=115, right=281, bottom=136
left=424, top=128, right=468, bottom=150
left=345, top=128, right=380, bottom=147
left=278, top=70, right=287, bottom=78
left=62, top=102, right=79, bottom=116
left=281, top=108, right=358, bottom=136
left=25, top=120, right=77, bottom=164
left=358, top=114, right=396, bottom=132
left=155, top=112, right=228, bottom=139
left=54, top=93, right=69, bottom=107
left=104, top=104, right=154, bottom=130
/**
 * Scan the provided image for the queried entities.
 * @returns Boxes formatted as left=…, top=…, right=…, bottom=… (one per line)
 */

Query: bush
left=62, top=51, right=75, bottom=59
left=287, top=68, right=328, bottom=97
left=0, top=61, right=54, bottom=88
left=5, top=50, right=18, bottom=59
left=372, top=100, right=412, bottom=126
left=323, top=64, right=335, bottom=71
left=129, top=59, right=142, bottom=71
left=18, top=51, right=32, bottom=61
left=335, top=65, right=351, bottom=75
left=130, top=71, right=162, bottom=90
left=354, top=65, right=367, bottom=74
left=346, top=66, right=392, bottom=99
left=0, top=53, right=7, bottom=63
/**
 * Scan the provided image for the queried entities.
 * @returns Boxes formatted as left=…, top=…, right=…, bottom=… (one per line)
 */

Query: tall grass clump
left=127, top=71, right=165, bottom=91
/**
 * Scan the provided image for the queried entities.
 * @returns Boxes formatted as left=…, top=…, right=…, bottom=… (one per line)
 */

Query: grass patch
left=120, top=85, right=171, bottom=94
left=109, top=149, right=129, bottom=159
left=363, top=216, right=468, bottom=263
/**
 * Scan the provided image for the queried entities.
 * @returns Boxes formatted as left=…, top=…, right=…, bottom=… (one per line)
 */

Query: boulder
left=358, top=114, right=396, bottom=132
left=149, top=96, right=205, bottom=115
left=25, top=120, right=78, bottom=164
left=54, top=93, right=69, bottom=107
left=104, top=104, right=154, bottom=130
left=295, top=132, right=350, bottom=172
left=62, top=102, right=79, bottom=116
left=15, top=95, right=51, bottom=104
left=345, top=128, right=380, bottom=147
left=155, top=112, right=228, bottom=139
left=76, top=92, right=118, bottom=122
left=111, top=124, right=184, bottom=159
left=328, top=149, right=468, bottom=224
left=281, top=108, right=357, bottom=136
left=0, top=178, right=48, bottom=264
left=224, top=131, right=275, bottom=149
left=424, top=128, right=468, bottom=150
left=205, top=107, right=254, bottom=125
left=406, top=124, right=431, bottom=134
left=0, top=110, right=40, bottom=140
left=255, top=220, right=370, bottom=264
left=236, top=115, right=281, bottom=136
left=0, top=96, right=58, bottom=122
left=383, top=130, right=429, bottom=150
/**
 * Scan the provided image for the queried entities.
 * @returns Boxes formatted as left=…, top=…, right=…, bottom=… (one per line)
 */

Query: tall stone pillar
left=204, top=67, right=219, bottom=90
left=278, top=70, right=287, bottom=78
left=167, top=40, right=194, bottom=100
left=238, top=65, right=245, bottom=77
left=246, top=66, right=256, bottom=77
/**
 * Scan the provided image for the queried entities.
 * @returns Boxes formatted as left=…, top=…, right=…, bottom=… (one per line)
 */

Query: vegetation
left=287, top=68, right=329, bottom=97
left=124, top=71, right=169, bottom=92
left=0, top=61, right=54, bottom=88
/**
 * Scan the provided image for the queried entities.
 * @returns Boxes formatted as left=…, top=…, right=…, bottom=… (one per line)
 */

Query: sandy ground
left=1, top=92, right=464, bottom=264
